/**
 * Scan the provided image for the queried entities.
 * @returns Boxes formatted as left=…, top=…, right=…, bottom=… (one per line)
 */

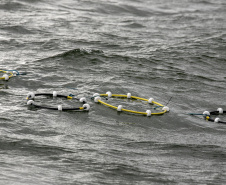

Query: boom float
left=0, top=70, right=14, bottom=80
left=26, top=91, right=90, bottom=111
left=92, top=91, right=169, bottom=116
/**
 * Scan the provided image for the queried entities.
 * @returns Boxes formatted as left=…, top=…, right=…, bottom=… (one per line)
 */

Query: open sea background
left=0, top=0, right=226, bottom=184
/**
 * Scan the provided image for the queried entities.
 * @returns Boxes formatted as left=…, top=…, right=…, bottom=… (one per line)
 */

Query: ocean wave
left=0, top=1, right=25, bottom=11
left=0, top=25, right=33, bottom=34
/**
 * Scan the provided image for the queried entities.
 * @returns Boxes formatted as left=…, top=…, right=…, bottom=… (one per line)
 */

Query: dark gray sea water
left=0, top=0, right=226, bottom=184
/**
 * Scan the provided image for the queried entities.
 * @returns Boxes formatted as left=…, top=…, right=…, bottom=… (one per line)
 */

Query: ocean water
left=0, top=0, right=226, bottom=184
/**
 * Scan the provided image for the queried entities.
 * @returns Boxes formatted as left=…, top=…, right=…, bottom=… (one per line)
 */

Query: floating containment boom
left=92, top=92, right=169, bottom=116
left=203, top=108, right=226, bottom=124
left=26, top=91, right=90, bottom=111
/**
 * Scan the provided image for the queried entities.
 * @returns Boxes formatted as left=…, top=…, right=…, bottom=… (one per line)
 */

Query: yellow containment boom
left=93, top=92, right=169, bottom=116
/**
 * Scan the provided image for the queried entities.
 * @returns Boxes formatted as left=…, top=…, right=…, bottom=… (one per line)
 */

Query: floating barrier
left=203, top=108, right=226, bottom=124
left=189, top=108, right=226, bottom=124
left=26, top=91, right=90, bottom=111
left=92, top=92, right=169, bottom=116
left=0, top=70, right=14, bottom=81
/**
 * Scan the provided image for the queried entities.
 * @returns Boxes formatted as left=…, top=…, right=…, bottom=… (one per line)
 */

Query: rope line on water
left=2, top=70, right=27, bottom=75
left=166, top=96, right=173, bottom=106
left=188, top=113, right=206, bottom=115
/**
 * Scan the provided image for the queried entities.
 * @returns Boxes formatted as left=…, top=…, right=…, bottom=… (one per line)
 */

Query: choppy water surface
left=0, top=0, right=226, bottom=184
